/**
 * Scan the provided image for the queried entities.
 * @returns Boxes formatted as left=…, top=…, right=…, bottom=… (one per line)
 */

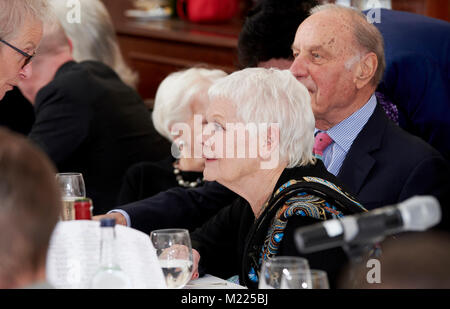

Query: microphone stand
left=341, top=238, right=383, bottom=288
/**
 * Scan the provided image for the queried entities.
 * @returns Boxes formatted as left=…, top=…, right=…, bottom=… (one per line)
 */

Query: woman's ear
left=259, top=123, right=281, bottom=170
left=259, top=124, right=280, bottom=159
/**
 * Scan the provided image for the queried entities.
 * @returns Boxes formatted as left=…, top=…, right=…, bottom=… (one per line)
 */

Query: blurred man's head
left=290, top=4, right=385, bottom=130
left=17, top=17, right=73, bottom=104
left=339, top=232, right=450, bottom=289
left=238, top=0, right=318, bottom=69
left=0, top=128, right=61, bottom=288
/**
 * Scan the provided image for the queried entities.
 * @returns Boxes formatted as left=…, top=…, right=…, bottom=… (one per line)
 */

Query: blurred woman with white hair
left=0, top=0, right=49, bottom=100
left=117, top=67, right=227, bottom=205
left=49, top=0, right=138, bottom=88
left=189, top=68, right=366, bottom=289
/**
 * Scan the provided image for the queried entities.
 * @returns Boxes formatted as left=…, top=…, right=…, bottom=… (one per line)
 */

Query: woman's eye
left=214, top=122, right=224, bottom=131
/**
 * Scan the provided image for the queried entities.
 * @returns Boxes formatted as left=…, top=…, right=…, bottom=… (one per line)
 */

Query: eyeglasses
left=0, top=38, right=35, bottom=69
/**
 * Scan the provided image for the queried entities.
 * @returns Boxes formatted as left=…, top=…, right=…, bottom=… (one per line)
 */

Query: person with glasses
left=0, top=0, right=49, bottom=100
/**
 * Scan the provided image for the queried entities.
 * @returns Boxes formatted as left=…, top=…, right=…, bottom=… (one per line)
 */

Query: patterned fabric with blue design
left=246, top=176, right=367, bottom=284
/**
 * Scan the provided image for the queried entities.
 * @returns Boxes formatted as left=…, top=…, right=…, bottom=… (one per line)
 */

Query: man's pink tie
left=313, top=132, right=333, bottom=159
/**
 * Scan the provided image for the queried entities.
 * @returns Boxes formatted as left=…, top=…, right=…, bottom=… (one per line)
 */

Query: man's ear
left=354, top=52, right=378, bottom=89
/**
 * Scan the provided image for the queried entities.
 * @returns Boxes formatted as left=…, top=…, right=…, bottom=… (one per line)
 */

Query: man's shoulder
left=36, top=61, right=137, bottom=108
left=358, top=104, right=442, bottom=163
left=50, top=61, right=120, bottom=89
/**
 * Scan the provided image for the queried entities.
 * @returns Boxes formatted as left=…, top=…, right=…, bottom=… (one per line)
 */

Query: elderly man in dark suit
left=98, top=4, right=450, bottom=234
left=289, top=4, right=449, bottom=211
left=18, top=19, right=170, bottom=215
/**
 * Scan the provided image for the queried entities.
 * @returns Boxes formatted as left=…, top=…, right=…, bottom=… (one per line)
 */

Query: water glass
left=281, top=269, right=330, bottom=289
left=150, top=229, right=193, bottom=289
left=258, top=256, right=310, bottom=289
left=56, top=173, right=86, bottom=220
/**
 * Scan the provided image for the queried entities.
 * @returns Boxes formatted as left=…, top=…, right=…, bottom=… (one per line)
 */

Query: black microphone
left=295, top=196, right=441, bottom=254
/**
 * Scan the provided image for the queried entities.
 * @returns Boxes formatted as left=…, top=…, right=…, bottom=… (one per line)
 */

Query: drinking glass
left=150, top=229, right=194, bottom=289
left=258, top=256, right=310, bottom=289
left=281, top=269, right=330, bottom=289
left=56, top=173, right=86, bottom=220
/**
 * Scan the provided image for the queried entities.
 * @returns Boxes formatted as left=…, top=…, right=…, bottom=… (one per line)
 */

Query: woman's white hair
left=208, top=68, right=316, bottom=168
left=0, top=0, right=49, bottom=40
left=49, top=0, right=138, bottom=88
left=152, top=67, right=227, bottom=142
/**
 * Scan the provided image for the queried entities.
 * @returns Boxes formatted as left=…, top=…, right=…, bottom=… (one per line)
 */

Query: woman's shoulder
left=277, top=160, right=358, bottom=202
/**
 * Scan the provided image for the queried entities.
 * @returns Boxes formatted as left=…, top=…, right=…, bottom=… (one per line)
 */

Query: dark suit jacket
left=29, top=61, right=171, bottom=214
left=338, top=104, right=450, bottom=228
left=118, top=104, right=450, bottom=233
left=0, top=87, right=35, bottom=135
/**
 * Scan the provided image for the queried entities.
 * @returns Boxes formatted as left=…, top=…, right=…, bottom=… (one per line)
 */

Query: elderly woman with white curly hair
left=117, top=67, right=227, bottom=205
left=189, top=68, right=366, bottom=289
left=0, top=0, right=48, bottom=100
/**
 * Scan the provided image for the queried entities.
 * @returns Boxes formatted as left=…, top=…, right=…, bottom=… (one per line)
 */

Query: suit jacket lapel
left=338, top=104, right=388, bottom=195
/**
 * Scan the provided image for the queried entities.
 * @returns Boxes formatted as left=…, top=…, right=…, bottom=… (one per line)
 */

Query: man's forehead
left=293, top=11, right=354, bottom=49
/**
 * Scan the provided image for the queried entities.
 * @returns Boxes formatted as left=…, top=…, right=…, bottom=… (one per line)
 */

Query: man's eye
left=312, top=53, right=321, bottom=59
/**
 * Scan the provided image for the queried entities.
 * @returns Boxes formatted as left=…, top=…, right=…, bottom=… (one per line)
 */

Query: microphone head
left=398, top=196, right=441, bottom=231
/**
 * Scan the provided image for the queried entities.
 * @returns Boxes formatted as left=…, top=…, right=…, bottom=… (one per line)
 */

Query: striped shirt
left=315, top=94, right=377, bottom=176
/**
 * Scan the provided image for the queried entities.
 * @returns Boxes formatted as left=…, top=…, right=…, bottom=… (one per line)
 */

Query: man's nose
left=289, top=56, right=308, bottom=79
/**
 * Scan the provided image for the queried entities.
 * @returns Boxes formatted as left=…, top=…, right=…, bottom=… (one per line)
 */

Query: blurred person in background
left=49, top=0, right=138, bottom=89
left=17, top=15, right=170, bottom=215
left=0, top=128, right=61, bottom=289
left=0, top=0, right=139, bottom=135
left=238, top=0, right=318, bottom=70
left=117, top=67, right=227, bottom=205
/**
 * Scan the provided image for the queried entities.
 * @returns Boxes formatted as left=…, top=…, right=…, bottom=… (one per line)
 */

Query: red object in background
left=177, top=0, right=239, bottom=23
left=74, top=198, right=93, bottom=220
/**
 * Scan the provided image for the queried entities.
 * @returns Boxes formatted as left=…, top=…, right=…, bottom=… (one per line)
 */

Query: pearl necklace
left=173, top=161, right=204, bottom=188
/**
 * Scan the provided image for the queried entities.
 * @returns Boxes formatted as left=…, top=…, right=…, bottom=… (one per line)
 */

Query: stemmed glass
left=281, top=269, right=330, bottom=289
left=150, top=229, right=194, bottom=289
left=258, top=256, right=310, bottom=289
left=56, top=173, right=86, bottom=220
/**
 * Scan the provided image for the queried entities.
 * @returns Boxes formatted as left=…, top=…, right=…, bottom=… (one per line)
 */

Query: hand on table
left=191, top=249, right=201, bottom=280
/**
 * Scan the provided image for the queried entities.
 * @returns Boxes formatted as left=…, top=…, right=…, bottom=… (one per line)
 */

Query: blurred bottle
left=90, top=218, right=132, bottom=288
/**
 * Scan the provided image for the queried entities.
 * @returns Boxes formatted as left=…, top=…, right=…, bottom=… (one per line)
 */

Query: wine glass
left=281, top=269, right=330, bottom=289
left=56, top=173, right=86, bottom=221
left=150, top=229, right=194, bottom=289
left=258, top=256, right=310, bottom=289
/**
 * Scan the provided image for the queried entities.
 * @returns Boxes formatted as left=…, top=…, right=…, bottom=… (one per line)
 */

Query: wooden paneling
left=101, top=0, right=241, bottom=103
